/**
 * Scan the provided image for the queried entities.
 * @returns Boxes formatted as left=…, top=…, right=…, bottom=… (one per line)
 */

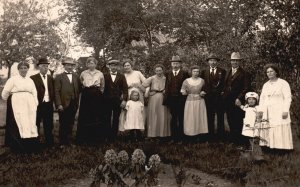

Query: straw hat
left=107, top=59, right=120, bottom=65
left=230, top=52, right=242, bottom=60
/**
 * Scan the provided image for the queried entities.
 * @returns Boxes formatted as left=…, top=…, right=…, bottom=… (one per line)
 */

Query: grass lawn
left=0, top=85, right=300, bottom=186
left=0, top=134, right=300, bottom=186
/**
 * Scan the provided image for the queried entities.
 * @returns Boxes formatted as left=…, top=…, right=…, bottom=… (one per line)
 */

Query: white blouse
left=2, top=75, right=38, bottom=103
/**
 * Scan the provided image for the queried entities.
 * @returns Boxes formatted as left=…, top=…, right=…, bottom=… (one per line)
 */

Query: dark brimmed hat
left=170, top=55, right=182, bottom=62
left=206, top=53, right=220, bottom=61
left=107, top=59, right=120, bottom=65
left=37, top=58, right=49, bottom=65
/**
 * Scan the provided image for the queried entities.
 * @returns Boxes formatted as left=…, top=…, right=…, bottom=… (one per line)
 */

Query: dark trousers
left=225, top=99, right=245, bottom=144
left=206, top=95, right=225, bottom=138
left=58, top=99, right=78, bottom=145
left=104, top=98, right=121, bottom=141
left=36, top=101, right=54, bottom=145
left=168, top=96, right=186, bottom=141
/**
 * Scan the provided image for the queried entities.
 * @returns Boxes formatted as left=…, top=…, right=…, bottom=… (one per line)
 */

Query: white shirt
left=210, top=67, right=216, bottom=74
left=173, top=70, right=179, bottom=76
left=40, top=73, right=50, bottom=102
left=65, top=71, right=73, bottom=82
left=110, top=71, right=117, bottom=82
left=232, top=68, right=238, bottom=75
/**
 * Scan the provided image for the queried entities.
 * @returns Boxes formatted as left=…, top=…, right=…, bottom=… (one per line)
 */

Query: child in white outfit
left=238, top=92, right=264, bottom=160
left=123, top=90, right=145, bottom=141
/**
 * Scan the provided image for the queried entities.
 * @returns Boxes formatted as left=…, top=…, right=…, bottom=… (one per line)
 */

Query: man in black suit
left=200, top=53, right=226, bottom=141
left=54, top=57, right=82, bottom=146
left=103, top=59, right=128, bottom=142
left=222, top=52, right=250, bottom=144
left=31, top=58, right=55, bottom=147
left=164, top=55, right=189, bottom=142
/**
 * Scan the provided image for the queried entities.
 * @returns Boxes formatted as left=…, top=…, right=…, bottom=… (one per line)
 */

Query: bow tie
left=111, top=72, right=117, bottom=75
left=65, top=72, right=72, bottom=74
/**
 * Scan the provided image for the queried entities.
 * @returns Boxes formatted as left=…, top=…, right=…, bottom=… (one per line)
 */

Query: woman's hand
left=181, top=90, right=187, bottom=95
left=120, top=101, right=127, bottom=109
left=57, top=105, right=64, bottom=112
left=282, top=112, right=288, bottom=119
left=200, top=91, right=206, bottom=97
left=235, top=98, right=241, bottom=106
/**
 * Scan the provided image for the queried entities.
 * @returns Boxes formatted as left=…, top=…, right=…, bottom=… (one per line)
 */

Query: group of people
left=1, top=52, right=293, bottom=154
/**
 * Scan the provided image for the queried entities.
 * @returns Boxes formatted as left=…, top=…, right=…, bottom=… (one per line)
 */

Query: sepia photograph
left=0, top=0, right=299, bottom=186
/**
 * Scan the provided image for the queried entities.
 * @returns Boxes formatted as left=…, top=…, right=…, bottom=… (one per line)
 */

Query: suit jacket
left=30, top=73, right=55, bottom=104
left=223, top=67, right=250, bottom=102
left=164, top=69, right=189, bottom=98
left=103, top=72, right=128, bottom=101
left=54, top=72, right=82, bottom=108
left=200, top=67, right=226, bottom=96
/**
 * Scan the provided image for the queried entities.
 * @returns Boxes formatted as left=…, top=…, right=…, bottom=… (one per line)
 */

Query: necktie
left=211, top=68, right=215, bottom=75
left=42, top=75, right=46, bottom=79
left=174, top=71, right=177, bottom=76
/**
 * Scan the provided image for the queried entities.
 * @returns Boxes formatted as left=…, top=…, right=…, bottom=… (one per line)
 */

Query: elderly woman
left=119, top=59, right=146, bottom=133
left=142, top=64, right=171, bottom=138
left=181, top=65, right=208, bottom=139
left=259, top=63, right=293, bottom=150
left=1, top=62, right=39, bottom=152
left=76, top=57, right=105, bottom=144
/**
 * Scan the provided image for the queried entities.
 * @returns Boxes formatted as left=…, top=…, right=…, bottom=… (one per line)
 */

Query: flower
left=131, top=149, right=146, bottom=165
left=117, top=150, right=129, bottom=165
left=148, top=154, right=161, bottom=168
left=104, top=149, right=118, bottom=165
left=89, top=168, right=97, bottom=179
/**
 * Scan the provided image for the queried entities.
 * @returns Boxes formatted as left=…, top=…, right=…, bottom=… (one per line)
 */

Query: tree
left=0, top=0, right=63, bottom=77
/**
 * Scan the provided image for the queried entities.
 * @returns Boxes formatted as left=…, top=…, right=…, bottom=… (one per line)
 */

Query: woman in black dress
left=76, top=57, right=105, bottom=144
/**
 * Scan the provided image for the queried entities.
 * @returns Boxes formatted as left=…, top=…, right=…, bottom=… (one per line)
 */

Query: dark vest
left=170, top=75, right=181, bottom=96
left=66, top=79, right=76, bottom=99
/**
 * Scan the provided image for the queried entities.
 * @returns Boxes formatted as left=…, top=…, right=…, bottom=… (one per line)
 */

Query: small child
left=238, top=92, right=264, bottom=161
left=123, top=90, right=145, bottom=141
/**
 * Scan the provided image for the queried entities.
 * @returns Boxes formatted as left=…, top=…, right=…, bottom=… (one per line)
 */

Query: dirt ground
left=59, top=164, right=238, bottom=187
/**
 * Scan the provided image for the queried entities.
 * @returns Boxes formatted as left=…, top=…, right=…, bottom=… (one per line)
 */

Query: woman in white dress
left=181, top=65, right=208, bottom=140
left=142, top=64, right=171, bottom=138
left=259, top=63, right=293, bottom=150
left=1, top=62, right=39, bottom=153
left=119, top=59, right=146, bottom=133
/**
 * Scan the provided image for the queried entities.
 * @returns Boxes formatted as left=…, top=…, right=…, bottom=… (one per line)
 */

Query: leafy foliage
left=0, top=0, right=63, bottom=76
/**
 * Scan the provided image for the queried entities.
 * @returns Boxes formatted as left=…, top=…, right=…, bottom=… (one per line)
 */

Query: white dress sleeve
left=1, top=78, right=14, bottom=100
left=138, top=71, right=146, bottom=83
left=281, top=79, right=292, bottom=112
left=29, top=78, right=38, bottom=106
left=258, top=83, right=267, bottom=112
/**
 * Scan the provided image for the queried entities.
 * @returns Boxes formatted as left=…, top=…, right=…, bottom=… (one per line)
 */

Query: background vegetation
left=0, top=0, right=300, bottom=186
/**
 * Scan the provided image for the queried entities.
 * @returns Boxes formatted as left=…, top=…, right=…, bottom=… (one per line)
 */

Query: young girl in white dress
left=123, top=89, right=145, bottom=141
left=238, top=92, right=264, bottom=160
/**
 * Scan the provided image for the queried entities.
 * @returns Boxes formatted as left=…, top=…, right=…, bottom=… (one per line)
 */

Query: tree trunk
left=7, top=60, right=12, bottom=79
left=94, top=47, right=100, bottom=61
